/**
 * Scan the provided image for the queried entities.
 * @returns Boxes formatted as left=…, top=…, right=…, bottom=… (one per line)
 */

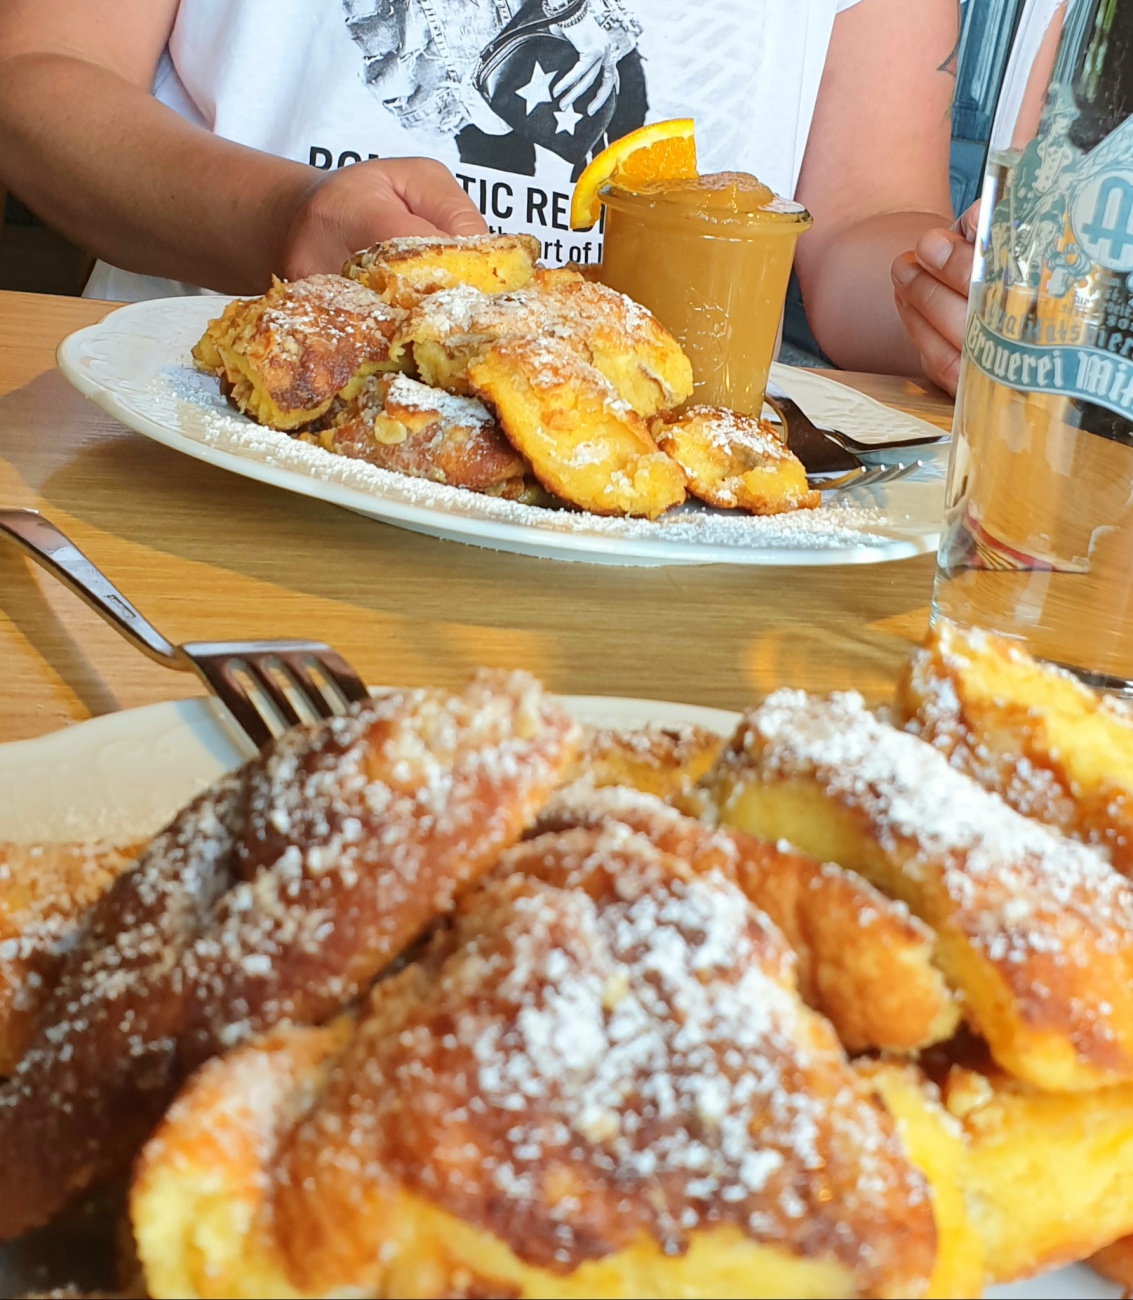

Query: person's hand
left=552, top=12, right=620, bottom=116
left=280, top=157, right=488, bottom=281
left=891, top=201, right=979, bottom=395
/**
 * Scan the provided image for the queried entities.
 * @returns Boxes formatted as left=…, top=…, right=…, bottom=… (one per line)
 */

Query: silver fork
left=0, top=509, right=370, bottom=750
left=809, top=460, right=923, bottom=494
left=766, top=392, right=947, bottom=464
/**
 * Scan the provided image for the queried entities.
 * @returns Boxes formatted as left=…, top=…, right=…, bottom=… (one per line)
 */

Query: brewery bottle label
left=967, top=84, right=1133, bottom=434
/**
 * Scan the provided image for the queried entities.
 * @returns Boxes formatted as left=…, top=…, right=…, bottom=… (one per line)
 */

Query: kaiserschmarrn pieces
left=0, top=673, right=577, bottom=1243
left=871, top=1053, right=1133, bottom=1292
left=699, top=688, right=1133, bottom=1092
left=466, top=336, right=687, bottom=519
left=192, top=274, right=404, bottom=430
left=533, top=783, right=959, bottom=1054
left=131, top=825, right=936, bottom=1300
left=395, top=277, right=693, bottom=418
left=566, top=721, right=725, bottom=798
left=342, top=233, right=542, bottom=308
left=301, top=372, right=527, bottom=493
left=653, top=405, right=820, bottom=515
left=0, top=840, right=141, bottom=1076
left=897, top=620, right=1133, bottom=876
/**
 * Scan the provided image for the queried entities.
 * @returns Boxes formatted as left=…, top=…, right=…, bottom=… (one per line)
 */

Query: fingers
left=892, top=247, right=970, bottom=353
left=383, top=158, right=489, bottom=237
left=588, top=60, right=617, bottom=114
left=911, top=227, right=976, bottom=298
left=956, top=198, right=981, bottom=242
left=553, top=52, right=601, bottom=101
left=891, top=258, right=962, bottom=395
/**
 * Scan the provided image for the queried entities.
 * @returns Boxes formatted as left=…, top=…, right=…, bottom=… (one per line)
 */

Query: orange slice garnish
left=570, top=118, right=697, bottom=231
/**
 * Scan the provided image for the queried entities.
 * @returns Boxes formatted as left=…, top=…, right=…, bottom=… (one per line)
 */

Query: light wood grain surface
left=0, top=289, right=954, bottom=747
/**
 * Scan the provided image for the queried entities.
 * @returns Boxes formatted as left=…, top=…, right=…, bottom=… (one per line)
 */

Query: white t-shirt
left=85, top=0, right=865, bottom=300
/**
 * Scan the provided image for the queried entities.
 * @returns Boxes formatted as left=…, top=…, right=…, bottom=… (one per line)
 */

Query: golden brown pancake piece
left=0, top=672, right=577, bottom=1243
left=533, top=782, right=959, bottom=1054
left=302, top=372, right=527, bottom=493
left=897, top=619, right=1133, bottom=876
left=192, top=274, right=404, bottom=430
left=700, top=688, right=1133, bottom=1092
left=0, top=840, right=140, bottom=1075
left=132, top=825, right=935, bottom=1300
left=566, top=721, right=725, bottom=798
left=467, top=335, right=686, bottom=519
left=342, top=232, right=542, bottom=308
left=397, top=277, right=693, bottom=418
left=654, top=405, right=819, bottom=514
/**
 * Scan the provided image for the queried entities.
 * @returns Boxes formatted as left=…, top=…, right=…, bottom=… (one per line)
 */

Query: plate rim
left=56, top=298, right=944, bottom=569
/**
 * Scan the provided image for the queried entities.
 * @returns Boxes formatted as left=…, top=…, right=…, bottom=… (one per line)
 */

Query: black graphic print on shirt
left=341, top=0, right=648, bottom=179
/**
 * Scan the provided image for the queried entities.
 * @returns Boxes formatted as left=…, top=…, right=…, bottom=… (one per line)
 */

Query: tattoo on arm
left=938, top=1, right=961, bottom=78
left=938, top=1, right=961, bottom=124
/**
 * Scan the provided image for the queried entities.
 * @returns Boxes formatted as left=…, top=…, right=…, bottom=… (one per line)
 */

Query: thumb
left=955, top=199, right=981, bottom=244
left=386, top=157, right=489, bottom=237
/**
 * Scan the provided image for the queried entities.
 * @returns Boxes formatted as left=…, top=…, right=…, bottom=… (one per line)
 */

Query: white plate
left=57, top=296, right=949, bottom=568
left=0, top=697, right=1118, bottom=1299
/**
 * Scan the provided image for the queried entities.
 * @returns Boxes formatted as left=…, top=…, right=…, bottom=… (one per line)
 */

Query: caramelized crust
left=396, top=278, right=693, bottom=418
left=132, top=827, right=935, bottom=1299
left=566, top=721, right=725, bottom=798
left=700, top=689, right=1133, bottom=1091
left=302, top=372, right=527, bottom=493
left=0, top=841, right=141, bottom=1075
left=897, top=620, right=1133, bottom=876
left=467, top=336, right=686, bottom=519
left=533, top=783, right=959, bottom=1054
left=0, top=673, right=577, bottom=1242
left=342, top=233, right=541, bottom=308
left=653, top=406, right=820, bottom=515
left=192, top=274, right=405, bottom=430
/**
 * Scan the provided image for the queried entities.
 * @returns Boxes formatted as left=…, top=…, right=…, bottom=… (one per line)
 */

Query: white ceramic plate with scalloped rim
left=0, top=695, right=1118, bottom=1298
left=57, top=295, right=950, bottom=567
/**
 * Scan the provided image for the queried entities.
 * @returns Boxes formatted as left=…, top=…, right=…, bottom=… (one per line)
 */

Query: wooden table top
left=0, top=289, right=954, bottom=748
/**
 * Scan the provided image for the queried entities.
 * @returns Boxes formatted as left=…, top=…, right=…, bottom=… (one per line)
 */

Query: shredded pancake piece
left=192, top=274, right=405, bottom=430
left=133, top=825, right=934, bottom=1299
left=396, top=277, right=693, bottom=418
left=566, top=721, right=726, bottom=798
left=0, top=840, right=141, bottom=1076
left=533, top=782, right=958, bottom=1053
left=467, top=335, right=687, bottom=519
left=301, top=372, right=527, bottom=493
left=0, top=672, right=577, bottom=1242
left=342, top=233, right=542, bottom=308
left=703, top=688, right=1133, bottom=1091
left=653, top=406, right=819, bottom=515
left=897, top=620, right=1133, bottom=877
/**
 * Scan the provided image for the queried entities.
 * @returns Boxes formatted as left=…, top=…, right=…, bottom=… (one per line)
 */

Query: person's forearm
left=0, top=53, right=319, bottom=292
left=797, top=210, right=954, bottom=375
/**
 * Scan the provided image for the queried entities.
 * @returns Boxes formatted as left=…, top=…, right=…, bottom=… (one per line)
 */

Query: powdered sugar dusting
left=372, top=373, right=494, bottom=429
left=727, top=689, right=1133, bottom=1072
left=162, top=370, right=900, bottom=556
left=278, top=825, right=932, bottom=1290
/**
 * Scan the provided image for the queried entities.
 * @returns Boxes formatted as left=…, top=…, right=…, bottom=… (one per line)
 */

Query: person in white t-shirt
left=0, top=0, right=968, bottom=391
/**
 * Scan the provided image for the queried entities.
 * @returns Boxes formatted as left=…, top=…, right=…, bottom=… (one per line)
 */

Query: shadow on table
left=0, top=370, right=935, bottom=708
left=0, top=532, right=125, bottom=720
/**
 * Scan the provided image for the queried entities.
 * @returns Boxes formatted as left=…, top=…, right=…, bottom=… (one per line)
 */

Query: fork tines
left=182, top=640, right=370, bottom=749
left=809, top=461, right=922, bottom=494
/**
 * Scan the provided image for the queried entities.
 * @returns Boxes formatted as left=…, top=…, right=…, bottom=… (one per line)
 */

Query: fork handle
left=0, top=509, right=181, bottom=666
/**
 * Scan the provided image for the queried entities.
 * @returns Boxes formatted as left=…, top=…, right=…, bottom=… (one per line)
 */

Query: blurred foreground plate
left=0, top=695, right=1119, bottom=1299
